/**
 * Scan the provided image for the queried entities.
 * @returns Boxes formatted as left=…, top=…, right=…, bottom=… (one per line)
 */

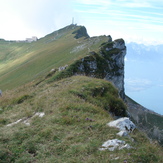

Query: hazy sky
left=0, top=0, right=163, bottom=44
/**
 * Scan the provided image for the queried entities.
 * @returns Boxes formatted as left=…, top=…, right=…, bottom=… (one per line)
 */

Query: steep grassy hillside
left=0, top=25, right=108, bottom=90
left=0, top=76, right=162, bottom=163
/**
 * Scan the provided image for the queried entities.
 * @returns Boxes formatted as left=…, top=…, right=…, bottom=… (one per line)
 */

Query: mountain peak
left=72, top=25, right=89, bottom=39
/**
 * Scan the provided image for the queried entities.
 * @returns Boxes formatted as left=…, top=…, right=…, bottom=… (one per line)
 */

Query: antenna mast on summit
left=72, top=17, right=74, bottom=24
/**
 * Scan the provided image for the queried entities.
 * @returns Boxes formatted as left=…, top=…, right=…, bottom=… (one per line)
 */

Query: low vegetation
left=0, top=76, right=162, bottom=162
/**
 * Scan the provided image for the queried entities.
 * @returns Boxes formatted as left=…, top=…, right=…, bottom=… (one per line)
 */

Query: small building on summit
left=26, top=36, right=38, bottom=43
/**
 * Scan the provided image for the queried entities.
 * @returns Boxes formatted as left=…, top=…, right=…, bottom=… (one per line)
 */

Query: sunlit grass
left=0, top=25, right=108, bottom=90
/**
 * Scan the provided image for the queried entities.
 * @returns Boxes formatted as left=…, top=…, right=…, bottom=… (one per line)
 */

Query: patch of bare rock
left=99, top=117, right=136, bottom=151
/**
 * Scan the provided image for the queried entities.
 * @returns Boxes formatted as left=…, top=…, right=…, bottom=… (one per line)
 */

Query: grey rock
left=71, top=38, right=126, bottom=99
left=58, top=65, right=68, bottom=71
left=107, top=117, right=136, bottom=134
left=99, top=139, right=132, bottom=151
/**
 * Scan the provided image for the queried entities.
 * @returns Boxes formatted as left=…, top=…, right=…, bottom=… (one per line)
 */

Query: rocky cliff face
left=102, top=39, right=126, bottom=99
left=68, top=38, right=126, bottom=99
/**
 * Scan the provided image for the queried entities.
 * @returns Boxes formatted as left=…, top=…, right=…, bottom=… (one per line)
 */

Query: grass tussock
left=0, top=76, right=163, bottom=163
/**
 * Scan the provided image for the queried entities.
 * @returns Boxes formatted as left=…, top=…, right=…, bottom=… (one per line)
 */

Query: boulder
left=107, top=117, right=136, bottom=136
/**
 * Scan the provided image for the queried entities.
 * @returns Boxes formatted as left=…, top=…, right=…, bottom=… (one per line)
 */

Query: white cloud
left=73, top=0, right=112, bottom=5
left=73, top=0, right=162, bottom=8
left=72, top=0, right=163, bottom=45
left=120, top=1, right=152, bottom=8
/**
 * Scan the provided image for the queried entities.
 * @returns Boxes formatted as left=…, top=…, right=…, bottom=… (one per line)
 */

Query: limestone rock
left=103, top=39, right=126, bottom=99
left=7, top=119, right=23, bottom=127
left=6, top=112, right=45, bottom=127
left=58, top=65, right=68, bottom=71
left=117, top=131, right=128, bottom=137
left=70, top=38, right=126, bottom=99
left=99, top=139, right=132, bottom=151
left=113, top=39, right=126, bottom=50
left=107, top=117, right=136, bottom=136
left=34, top=112, right=45, bottom=118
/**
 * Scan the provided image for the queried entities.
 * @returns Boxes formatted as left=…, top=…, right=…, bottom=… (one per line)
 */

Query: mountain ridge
left=0, top=24, right=163, bottom=162
left=0, top=24, right=102, bottom=90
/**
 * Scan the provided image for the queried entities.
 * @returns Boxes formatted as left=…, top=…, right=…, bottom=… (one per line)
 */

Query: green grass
left=0, top=25, right=108, bottom=90
left=0, top=25, right=163, bottom=162
left=0, top=76, right=163, bottom=162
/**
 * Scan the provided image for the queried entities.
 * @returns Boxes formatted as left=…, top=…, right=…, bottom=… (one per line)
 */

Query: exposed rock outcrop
left=102, top=39, right=126, bottom=99
left=67, top=38, right=126, bottom=99
left=99, top=139, right=132, bottom=151
left=72, top=26, right=89, bottom=39
left=108, top=117, right=135, bottom=131
left=58, top=65, right=68, bottom=71
left=6, top=112, right=45, bottom=127
left=99, top=118, right=135, bottom=151
left=107, top=117, right=136, bottom=137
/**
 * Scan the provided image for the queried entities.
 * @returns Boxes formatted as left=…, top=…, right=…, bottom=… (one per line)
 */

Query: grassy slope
left=0, top=76, right=162, bottom=163
left=0, top=25, right=163, bottom=162
left=0, top=25, right=108, bottom=90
